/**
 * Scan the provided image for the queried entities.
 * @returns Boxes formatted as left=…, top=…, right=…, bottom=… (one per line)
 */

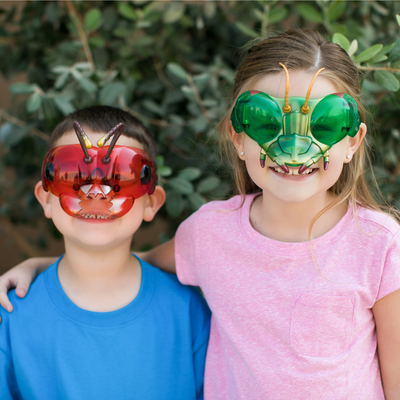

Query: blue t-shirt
left=0, top=257, right=211, bottom=400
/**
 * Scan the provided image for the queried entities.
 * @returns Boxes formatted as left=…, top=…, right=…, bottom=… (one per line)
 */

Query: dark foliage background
left=0, top=0, right=400, bottom=262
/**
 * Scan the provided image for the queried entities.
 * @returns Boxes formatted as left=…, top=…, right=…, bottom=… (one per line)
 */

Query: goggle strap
left=73, top=121, right=92, bottom=164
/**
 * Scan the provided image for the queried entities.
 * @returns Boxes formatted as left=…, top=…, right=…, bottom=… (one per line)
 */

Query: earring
left=346, top=155, right=351, bottom=159
left=240, top=152, right=244, bottom=156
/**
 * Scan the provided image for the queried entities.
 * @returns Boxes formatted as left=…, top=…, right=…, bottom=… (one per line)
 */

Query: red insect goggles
left=41, top=122, right=156, bottom=220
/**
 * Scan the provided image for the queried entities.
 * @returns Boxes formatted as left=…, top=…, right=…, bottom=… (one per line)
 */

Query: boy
left=0, top=106, right=210, bottom=400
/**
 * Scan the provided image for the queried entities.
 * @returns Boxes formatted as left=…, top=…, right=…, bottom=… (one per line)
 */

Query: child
left=2, top=30, right=400, bottom=399
left=0, top=106, right=210, bottom=399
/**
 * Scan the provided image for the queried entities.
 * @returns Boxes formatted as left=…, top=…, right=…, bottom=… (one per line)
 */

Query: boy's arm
left=136, top=238, right=176, bottom=274
left=0, top=257, right=56, bottom=313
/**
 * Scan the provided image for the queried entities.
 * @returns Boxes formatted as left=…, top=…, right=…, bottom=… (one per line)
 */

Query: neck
left=58, top=237, right=141, bottom=311
left=251, top=191, right=347, bottom=242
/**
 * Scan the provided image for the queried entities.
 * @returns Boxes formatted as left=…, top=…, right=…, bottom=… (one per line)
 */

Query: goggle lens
left=310, top=93, right=361, bottom=146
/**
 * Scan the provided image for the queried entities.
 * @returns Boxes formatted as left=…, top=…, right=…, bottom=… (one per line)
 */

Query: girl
left=1, top=30, right=400, bottom=399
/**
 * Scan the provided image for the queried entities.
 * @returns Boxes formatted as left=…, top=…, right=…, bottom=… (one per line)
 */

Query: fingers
left=0, top=275, right=19, bottom=313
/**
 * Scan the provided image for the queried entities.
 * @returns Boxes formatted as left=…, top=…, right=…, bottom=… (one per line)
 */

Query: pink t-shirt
left=175, top=194, right=400, bottom=400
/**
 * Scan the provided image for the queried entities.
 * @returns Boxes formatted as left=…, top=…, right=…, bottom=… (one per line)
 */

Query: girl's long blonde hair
left=218, top=29, right=393, bottom=234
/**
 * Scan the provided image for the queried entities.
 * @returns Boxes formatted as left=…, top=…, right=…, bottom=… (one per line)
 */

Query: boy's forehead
left=54, top=129, right=144, bottom=149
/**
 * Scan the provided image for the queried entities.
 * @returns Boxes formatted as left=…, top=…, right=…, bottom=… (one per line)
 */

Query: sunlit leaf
left=235, top=22, right=258, bottom=38
left=26, top=92, right=42, bottom=113
left=9, top=83, right=36, bottom=94
left=118, top=3, right=137, bottom=20
left=374, top=70, right=400, bottom=91
left=354, top=44, right=383, bottom=63
left=332, top=33, right=350, bottom=51
left=163, top=2, right=185, bottom=24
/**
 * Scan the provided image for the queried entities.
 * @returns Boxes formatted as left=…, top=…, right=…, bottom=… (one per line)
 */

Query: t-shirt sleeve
left=376, top=231, right=400, bottom=301
left=175, top=211, right=200, bottom=286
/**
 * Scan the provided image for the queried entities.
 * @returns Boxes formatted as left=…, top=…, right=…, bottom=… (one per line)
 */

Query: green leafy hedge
left=1, top=0, right=400, bottom=255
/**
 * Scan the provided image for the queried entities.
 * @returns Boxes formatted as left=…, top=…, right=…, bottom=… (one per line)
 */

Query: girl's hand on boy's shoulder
left=0, top=257, right=54, bottom=319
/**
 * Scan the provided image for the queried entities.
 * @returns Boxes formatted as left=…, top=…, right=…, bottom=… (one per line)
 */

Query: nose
left=278, top=134, right=312, bottom=163
left=80, top=183, right=112, bottom=199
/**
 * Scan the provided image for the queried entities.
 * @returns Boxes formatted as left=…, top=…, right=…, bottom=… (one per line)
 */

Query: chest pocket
left=290, top=293, right=355, bottom=357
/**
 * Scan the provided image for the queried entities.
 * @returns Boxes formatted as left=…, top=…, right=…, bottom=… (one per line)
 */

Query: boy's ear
left=344, top=122, right=367, bottom=163
left=143, top=185, right=166, bottom=222
left=34, top=181, right=52, bottom=219
left=228, top=121, right=245, bottom=160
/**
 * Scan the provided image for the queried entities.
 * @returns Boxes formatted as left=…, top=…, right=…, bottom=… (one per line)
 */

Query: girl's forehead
left=253, top=70, right=338, bottom=99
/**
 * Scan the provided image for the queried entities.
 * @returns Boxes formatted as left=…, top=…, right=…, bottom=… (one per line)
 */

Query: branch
left=65, top=0, right=94, bottom=71
left=0, top=109, right=49, bottom=141
left=153, top=56, right=175, bottom=91
left=358, top=66, right=400, bottom=73
left=187, top=74, right=211, bottom=124
left=0, top=217, right=40, bottom=258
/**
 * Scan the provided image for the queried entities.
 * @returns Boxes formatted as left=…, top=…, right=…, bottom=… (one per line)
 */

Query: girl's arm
left=0, top=257, right=56, bottom=313
left=136, top=237, right=176, bottom=274
left=373, top=288, right=400, bottom=400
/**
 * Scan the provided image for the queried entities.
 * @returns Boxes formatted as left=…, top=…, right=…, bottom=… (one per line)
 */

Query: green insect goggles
left=230, top=66, right=361, bottom=174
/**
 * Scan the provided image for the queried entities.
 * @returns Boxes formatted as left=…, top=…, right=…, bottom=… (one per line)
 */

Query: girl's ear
left=344, top=122, right=367, bottom=163
left=34, top=181, right=52, bottom=219
left=143, top=186, right=166, bottom=222
left=228, top=121, right=246, bottom=160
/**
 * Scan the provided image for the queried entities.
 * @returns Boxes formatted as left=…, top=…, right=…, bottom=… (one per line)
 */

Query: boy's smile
left=35, top=129, right=165, bottom=250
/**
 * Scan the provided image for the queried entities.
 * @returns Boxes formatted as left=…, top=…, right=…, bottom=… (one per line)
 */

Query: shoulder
left=355, top=206, right=400, bottom=239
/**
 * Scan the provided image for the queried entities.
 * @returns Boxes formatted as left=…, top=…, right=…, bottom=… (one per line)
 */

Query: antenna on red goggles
left=73, top=121, right=93, bottom=164
left=97, top=123, right=125, bottom=164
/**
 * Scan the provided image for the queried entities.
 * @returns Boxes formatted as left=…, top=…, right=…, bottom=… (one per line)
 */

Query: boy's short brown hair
left=48, top=106, right=157, bottom=169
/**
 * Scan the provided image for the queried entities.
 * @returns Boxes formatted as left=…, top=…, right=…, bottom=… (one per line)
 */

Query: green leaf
left=9, top=83, right=36, bottom=94
left=197, top=176, right=220, bottom=194
left=85, top=8, right=102, bottom=32
left=332, top=33, right=350, bottom=51
left=167, top=63, right=188, bottom=81
left=54, top=73, right=70, bottom=89
left=268, top=7, right=288, bottom=24
left=156, top=155, right=164, bottom=167
left=163, top=2, right=185, bottom=24
left=297, top=4, right=323, bottom=23
left=53, top=95, right=75, bottom=115
left=142, top=99, right=165, bottom=116
left=178, top=168, right=202, bottom=181
left=79, top=78, right=97, bottom=94
left=187, top=192, right=206, bottom=211
left=374, top=70, right=400, bottom=91
left=157, top=166, right=172, bottom=177
left=368, top=54, right=388, bottom=63
left=168, top=177, right=193, bottom=195
left=26, top=92, right=42, bottom=113
left=118, top=3, right=137, bottom=20
left=378, top=43, right=395, bottom=56
left=0, top=123, right=30, bottom=146
left=354, top=44, right=383, bottom=63
left=397, top=14, right=400, bottom=27
left=328, top=0, right=347, bottom=21
left=348, top=40, right=358, bottom=57
left=99, top=81, right=126, bottom=105
left=235, top=22, right=258, bottom=38
left=165, top=191, right=185, bottom=218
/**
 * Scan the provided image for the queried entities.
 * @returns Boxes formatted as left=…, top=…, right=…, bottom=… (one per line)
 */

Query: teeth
left=81, top=214, right=108, bottom=219
left=273, top=167, right=314, bottom=175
